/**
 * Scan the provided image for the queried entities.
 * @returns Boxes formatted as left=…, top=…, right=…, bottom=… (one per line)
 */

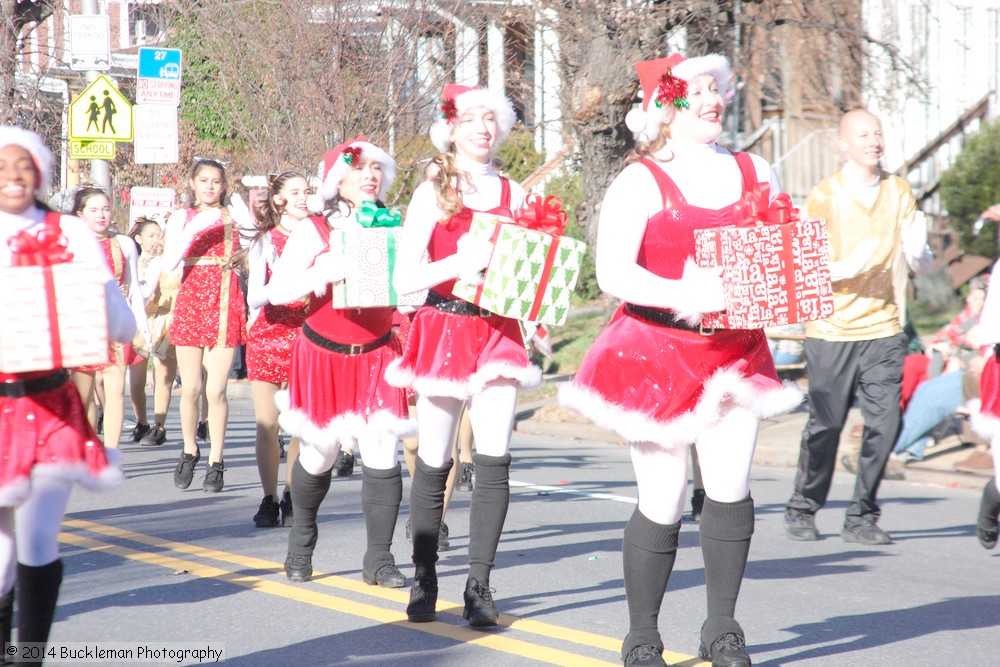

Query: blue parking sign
left=138, top=47, right=182, bottom=81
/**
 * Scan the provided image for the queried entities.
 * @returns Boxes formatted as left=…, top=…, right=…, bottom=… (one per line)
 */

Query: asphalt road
left=43, top=393, right=999, bottom=667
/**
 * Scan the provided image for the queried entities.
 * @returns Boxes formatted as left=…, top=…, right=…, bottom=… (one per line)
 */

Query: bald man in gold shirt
left=785, top=110, right=933, bottom=545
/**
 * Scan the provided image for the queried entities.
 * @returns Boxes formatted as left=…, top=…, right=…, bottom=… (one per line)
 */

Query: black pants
left=787, top=334, right=906, bottom=522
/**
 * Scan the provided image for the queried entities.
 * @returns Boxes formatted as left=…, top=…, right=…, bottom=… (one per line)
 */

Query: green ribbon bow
left=356, top=201, right=402, bottom=228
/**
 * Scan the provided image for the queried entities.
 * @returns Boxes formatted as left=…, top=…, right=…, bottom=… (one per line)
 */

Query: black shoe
left=438, top=522, right=450, bottom=551
left=363, top=563, right=406, bottom=588
left=977, top=518, right=999, bottom=550
left=333, top=451, right=355, bottom=477
left=196, top=420, right=209, bottom=442
left=253, top=496, right=280, bottom=527
left=690, top=488, right=706, bottom=523
left=203, top=461, right=225, bottom=493
left=457, top=462, right=474, bottom=492
left=97, top=408, right=104, bottom=435
left=406, top=574, right=438, bottom=622
left=405, top=518, right=411, bottom=542
left=840, top=454, right=858, bottom=474
left=284, top=553, right=312, bottom=582
left=784, top=510, right=819, bottom=541
left=698, top=632, right=751, bottom=667
left=140, top=423, right=167, bottom=447
left=624, top=644, right=668, bottom=666
left=462, top=577, right=498, bottom=627
left=279, top=489, right=293, bottom=527
left=130, top=422, right=151, bottom=442
left=841, top=520, right=892, bottom=545
left=278, top=434, right=286, bottom=459
left=173, top=451, right=200, bottom=490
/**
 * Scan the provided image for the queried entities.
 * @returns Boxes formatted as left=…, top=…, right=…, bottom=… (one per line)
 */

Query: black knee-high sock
left=17, top=560, right=63, bottom=648
left=979, top=479, right=1000, bottom=526
left=0, top=586, right=12, bottom=652
left=410, top=457, right=452, bottom=579
left=362, top=464, right=403, bottom=575
left=287, top=458, right=332, bottom=556
left=467, top=453, right=511, bottom=586
left=621, top=510, right=680, bottom=660
left=700, top=495, right=755, bottom=643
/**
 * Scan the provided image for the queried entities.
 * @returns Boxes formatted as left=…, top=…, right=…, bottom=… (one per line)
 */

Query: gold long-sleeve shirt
left=804, top=171, right=916, bottom=342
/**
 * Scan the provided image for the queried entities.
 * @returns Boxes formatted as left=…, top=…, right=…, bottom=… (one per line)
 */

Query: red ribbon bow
left=733, top=183, right=799, bottom=227
left=8, top=222, right=74, bottom=267
left=513, top=194, right=568, bottom=236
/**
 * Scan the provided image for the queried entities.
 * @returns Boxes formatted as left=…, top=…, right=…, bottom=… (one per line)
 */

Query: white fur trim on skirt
left=384, top=358, right=542, bottom=400
left=275, top=390, right=415, bottom=453
left=0, top=447, right=125, bottom=507
left=559, top=367, right=803, bottom=449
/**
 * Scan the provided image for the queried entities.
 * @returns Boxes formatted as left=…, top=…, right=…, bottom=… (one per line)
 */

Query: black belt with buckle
left=302, top=324, right=394, bottom=356
left=0, top=369, right=71, bottom=398
left=625, top=304, right=715, bottom=335
left=425, top=291, right=494, bottom=318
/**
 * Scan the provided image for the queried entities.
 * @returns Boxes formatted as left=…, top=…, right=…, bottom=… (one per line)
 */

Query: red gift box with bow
left=0, top=214, right=108, bottom=373
left=693, top=185, right=834, bottom=330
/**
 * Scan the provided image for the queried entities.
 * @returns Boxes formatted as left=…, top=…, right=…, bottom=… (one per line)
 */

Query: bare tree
left=1, top=0, right=60, bottom=130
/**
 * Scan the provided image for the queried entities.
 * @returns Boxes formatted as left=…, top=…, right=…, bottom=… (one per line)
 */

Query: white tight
left=631, top=407, right=759, bottom=524
left=414, top=381, right=518, bottom=468
left=0, top=476, right=74, bottom=594
left=298, top=431, right=399, bottom=475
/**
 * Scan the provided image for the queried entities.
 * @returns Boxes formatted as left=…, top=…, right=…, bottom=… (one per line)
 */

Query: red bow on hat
left=634, top=54, right=690, bottom=112
left=733, top=183, right=800, bottom=226
left=441, top=84, right=475, bottom=123
left=513, top=194, right=568, bottom=236
left=8, top=221, right=74, bottom=267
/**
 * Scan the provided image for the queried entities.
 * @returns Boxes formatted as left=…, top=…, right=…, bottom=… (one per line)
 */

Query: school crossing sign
left=69, top=74, right=133, bottom=143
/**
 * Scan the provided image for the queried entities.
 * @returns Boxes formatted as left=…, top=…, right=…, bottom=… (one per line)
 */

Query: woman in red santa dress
left=162, top=159, right=247, bottom=493
left=558, top=55, right=802, bottom=667
left=267, top=139, right=413, bottom=589
left=386, top=84, right=539, bottom=626
left=69, top=187, right=149, bottom=451
left=239, top=172, right=311, bottom=528
left=0, top=126, right=135, bottom=654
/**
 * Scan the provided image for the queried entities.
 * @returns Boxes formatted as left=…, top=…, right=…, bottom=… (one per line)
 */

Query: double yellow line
left=60, top=519, right=705, bottom=666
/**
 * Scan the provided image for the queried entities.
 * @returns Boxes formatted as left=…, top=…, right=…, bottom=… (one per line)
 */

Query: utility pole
left=80, top=0, right=110, bottom=192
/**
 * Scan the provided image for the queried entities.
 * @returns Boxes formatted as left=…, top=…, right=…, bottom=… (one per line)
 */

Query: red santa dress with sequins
left=169, top=207, right=248, bottom=349
left=384, top=178, right=541, bottom=399
left=246, top=228, right=307, bottom=384
left=0, top=209, right=123, bottom=506
left=559, top=153, right=802, bottom=448
left=75, top=235, right=140, bottom=371
left=275, top=216, right=412, bottom=452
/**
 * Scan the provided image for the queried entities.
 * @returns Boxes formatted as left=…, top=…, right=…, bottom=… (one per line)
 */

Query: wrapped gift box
left=328, top=226, right=428, bottom=309
left=0, top=262, right=109, bottom=373
left=693, top=194, right=834, bottom=330
left=452, top=197, right=587, bottom=326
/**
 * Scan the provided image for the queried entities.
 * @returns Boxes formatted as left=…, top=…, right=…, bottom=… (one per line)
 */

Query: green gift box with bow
left=328, top=203, right=428, bottom=309
left=452, top=196, right=587, bottom=326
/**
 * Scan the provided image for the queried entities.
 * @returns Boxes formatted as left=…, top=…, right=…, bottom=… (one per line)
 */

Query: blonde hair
left=623, top=123, right=672, bottom=168
left=431, top=148, right=470, bottom=220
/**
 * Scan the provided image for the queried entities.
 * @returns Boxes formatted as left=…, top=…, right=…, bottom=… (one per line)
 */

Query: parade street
left=49, top=388, right=998, bottom=667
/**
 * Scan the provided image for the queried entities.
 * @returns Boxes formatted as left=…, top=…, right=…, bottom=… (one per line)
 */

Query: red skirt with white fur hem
left=384, top=306, right=541, bottom=400
left=0, top=380, right=123, bottom=507
left=558, top=304, right=802, bottom=448
left=276, top=329, right=413, bottom=453
left=971, top=356, right=1000, bottom=443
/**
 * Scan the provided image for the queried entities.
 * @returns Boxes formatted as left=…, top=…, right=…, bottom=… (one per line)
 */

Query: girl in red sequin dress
left=558, top=55, right=802, bottom=667
left=385, top=85, right=539, bottom=626
left=162, top=159, right=247, bottom=493
left=267, top=139, right=412, bottom=588
left=69, top=188, right=148, bottom=451
left=970, top=252, right=1000, bottom=550
left=0, top=126, right=135, bottom=653
left=240, top=173, right=311, bottom=528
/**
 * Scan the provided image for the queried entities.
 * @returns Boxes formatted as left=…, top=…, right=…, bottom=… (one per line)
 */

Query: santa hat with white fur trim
left=625, top=53, right=731, bottom=143
left=428, top=84, right=517, bottom=153
left=0, top=126, right=53, bottom=192
left=316, top=136, right=397, bottom=202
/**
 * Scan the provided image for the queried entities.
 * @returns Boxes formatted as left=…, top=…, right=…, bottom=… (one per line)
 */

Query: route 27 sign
left=69, top=74, right=133, bottom=142
left=136, top=47, right=182, bottom=106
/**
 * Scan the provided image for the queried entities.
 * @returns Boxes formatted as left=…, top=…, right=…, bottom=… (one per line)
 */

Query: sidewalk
left=509, top=376, right=995, bottom=491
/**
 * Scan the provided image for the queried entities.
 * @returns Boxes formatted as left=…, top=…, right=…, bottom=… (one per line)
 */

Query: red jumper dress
left=169, top=207, right=248, bottom=349
left=275, top=216, right=413, bottom=452
left=559, top=153, right=802, bottom=449
left=246, top=228, right=307, bottom=384
left=385, top=179, right=541, bottom=399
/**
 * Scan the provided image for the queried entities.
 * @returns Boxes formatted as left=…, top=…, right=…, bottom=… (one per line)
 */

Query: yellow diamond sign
left=69, top=74, right=133, bottom=142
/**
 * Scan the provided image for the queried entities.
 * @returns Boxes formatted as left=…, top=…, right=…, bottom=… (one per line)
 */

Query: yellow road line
left=61, top=519, right=706, bottom=666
